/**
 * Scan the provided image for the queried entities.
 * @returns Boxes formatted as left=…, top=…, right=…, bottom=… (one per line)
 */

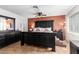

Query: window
left=69, top=12, right=79, bottom=33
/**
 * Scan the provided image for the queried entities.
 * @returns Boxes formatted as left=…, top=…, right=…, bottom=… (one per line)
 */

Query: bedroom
left=0, top=5, right=78, bottom=54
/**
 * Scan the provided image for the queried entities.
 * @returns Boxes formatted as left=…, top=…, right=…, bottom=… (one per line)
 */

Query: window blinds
left=69, top=13, right=79, bottom=33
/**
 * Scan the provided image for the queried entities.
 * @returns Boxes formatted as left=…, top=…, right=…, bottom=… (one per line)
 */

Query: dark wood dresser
left=0, top=31, right=21, bottom=48
left=21, top=32, right=55, bottom=51
left=70, top=40, right=79, bottom=54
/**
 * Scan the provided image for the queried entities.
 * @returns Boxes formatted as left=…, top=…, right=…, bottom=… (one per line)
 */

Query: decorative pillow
left=39, top=28, right=44, bottom=32
left=33, top=27, right=52, bottom=32
left=33, top=27, right=41, bottom=32
left=44, top=27, right=51, bottom=32
left=44, top=28, right=49, bottom=31
left=35, top=28, right=40, bottom=32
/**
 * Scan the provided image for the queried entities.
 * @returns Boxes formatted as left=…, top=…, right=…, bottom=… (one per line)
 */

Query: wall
left=66, top=6, right=79, bottom=41
left=0, top=8, right=26, bottom=31
left=21, top=17, right=28, bottom=32
left=28, top=15, right=65, bottom=31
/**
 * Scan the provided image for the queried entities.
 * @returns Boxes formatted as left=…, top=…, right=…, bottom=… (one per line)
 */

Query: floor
left=0, top=40, right=70, bottom=54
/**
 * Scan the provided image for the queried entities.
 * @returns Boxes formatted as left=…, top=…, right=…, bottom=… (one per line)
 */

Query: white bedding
left=33, top=27, right=53, bottom=32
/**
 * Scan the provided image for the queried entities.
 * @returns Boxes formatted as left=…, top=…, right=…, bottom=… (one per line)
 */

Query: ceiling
left=0, top=5, right=75, bottom=17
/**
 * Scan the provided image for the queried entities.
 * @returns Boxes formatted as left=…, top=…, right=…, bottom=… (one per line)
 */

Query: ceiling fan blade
left=32, top=5, right=46, bottom=16
left=33, top=5, right=39, bottom=9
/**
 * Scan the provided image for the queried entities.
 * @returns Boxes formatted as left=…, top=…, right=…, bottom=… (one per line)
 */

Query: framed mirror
left=0, top=15, right=15, bottom=31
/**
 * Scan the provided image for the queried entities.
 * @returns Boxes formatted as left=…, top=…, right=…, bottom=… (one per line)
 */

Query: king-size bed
left=21, top=20, right=55, bottom=51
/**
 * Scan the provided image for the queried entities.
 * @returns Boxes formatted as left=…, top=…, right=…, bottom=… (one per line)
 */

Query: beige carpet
left=0, top=41, right=70, bottom=54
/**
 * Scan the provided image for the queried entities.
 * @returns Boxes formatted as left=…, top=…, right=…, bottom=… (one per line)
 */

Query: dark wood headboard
left=35, top=20, right=53, bottom=30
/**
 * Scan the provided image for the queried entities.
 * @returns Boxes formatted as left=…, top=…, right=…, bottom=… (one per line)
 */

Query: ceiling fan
left=32, top=5, right=46, bottom=16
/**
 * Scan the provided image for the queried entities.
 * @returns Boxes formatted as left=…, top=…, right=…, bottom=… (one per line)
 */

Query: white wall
left=66, top=6, right=79, bottom=41
left=20, top=17, right=28, bottom=32
left=22, top=14, right=36, bottom=32
left=0, top=8, right=28, bottom=31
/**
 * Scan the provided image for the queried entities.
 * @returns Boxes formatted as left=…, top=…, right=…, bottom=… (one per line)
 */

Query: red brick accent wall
left=28, top=15, right=65, bottom=31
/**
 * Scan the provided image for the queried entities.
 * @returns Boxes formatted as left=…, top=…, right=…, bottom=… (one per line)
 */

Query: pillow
left=33, top=27, right=41, bottom=32
left=44, top=28, right=49, bottom=31
left=35, top=28, right=40, bottom=32
left=39, top=28, right=44, bottom=32
left=33, top=27, right=52, bottom=32
left=44, top=27, right=51, bottom=32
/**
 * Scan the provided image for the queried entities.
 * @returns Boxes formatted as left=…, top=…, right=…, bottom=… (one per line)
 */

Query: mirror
left=0, top=15, right=15, bottom=31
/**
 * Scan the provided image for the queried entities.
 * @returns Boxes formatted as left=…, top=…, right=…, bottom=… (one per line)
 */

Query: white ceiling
left=0, top=5, right=75, bottom=17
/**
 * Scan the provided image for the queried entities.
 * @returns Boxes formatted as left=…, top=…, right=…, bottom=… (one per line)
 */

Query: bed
left=21, top=32, right=55, bottom=51
left=21, top=20, right=55, bottom=51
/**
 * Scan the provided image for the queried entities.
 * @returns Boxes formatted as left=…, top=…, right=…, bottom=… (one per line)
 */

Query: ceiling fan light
left=33, top=5, right=39, bottom=9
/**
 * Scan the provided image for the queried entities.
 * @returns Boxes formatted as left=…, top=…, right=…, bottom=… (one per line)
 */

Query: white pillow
left=33, top=27, right=41, bottom=32
left=44, top=27, right=51, bottom=32
left=33, top=27, right=52, bottom=32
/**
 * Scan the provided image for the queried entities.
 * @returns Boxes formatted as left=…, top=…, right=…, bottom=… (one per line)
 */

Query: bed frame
left=21, top=32, right=55, bottom=51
